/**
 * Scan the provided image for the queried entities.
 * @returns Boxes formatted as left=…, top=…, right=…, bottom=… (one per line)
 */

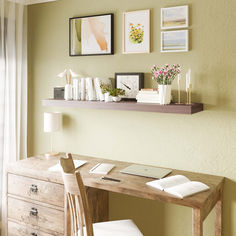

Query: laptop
left=120, top=164, right=172, bottom=179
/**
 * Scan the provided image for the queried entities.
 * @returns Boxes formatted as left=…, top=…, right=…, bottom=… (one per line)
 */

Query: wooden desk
left=6, top=153, right=224, bottom=236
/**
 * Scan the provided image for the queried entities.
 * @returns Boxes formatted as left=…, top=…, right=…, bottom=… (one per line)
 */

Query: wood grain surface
left=7, top=153, right=223, bottom=211
left=8, top=197, right=64, bottom=234
left=8, top=173, right=64, bottom=207
left=8, top=220, right=62, bottom=236
left=42, top=99, right=203, bottom=114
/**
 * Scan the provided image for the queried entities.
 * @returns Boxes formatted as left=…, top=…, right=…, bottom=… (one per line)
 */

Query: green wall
left=28, top=0, right=236, bottom=235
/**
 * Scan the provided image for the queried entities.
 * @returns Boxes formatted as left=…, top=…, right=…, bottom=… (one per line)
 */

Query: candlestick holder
left=186, top=84, right=192, bottom=105
left=175, top=79, right=183, bottom=105
left=189, top=83, right=192, bottom=104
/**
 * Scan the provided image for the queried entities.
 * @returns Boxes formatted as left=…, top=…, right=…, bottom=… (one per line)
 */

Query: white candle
left=178, top=74, right=181, bottom=82
left=188, top=69, right=191, bottom=84
left=186, top=72, right=189, bottom=92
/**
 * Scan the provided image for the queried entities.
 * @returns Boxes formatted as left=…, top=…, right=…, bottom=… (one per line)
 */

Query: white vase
left=112, top=96, right=121, bottom=102
left=158, top=84, right=172, bottom=105
left=64, top=84, right=73, bottom=100
left=104, top=92, right=112, bottom=102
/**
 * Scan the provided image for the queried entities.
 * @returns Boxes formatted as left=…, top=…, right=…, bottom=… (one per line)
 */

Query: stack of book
left=136, top=88, right=160, bottom=103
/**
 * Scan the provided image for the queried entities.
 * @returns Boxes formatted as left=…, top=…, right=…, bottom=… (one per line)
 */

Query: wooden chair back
left=60, top=153, right=94, bottom=236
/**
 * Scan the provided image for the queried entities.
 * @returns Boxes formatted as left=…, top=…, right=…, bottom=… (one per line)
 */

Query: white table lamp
left=44, top=112, right=62, bottom=157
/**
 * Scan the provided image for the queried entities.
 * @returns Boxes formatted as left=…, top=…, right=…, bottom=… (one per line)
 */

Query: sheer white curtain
left=0, top=0, right=27, bottom=234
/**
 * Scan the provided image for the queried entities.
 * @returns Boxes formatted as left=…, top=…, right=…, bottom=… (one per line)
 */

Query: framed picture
left=161, top=5, right=188, bottom=30
left=115, top=73, right=144, bottom=100
left=123, top=10, right=150, bottom=54
left=69, top=13, right=114, bottom=56
left=161, top=30, right=188, bottom=53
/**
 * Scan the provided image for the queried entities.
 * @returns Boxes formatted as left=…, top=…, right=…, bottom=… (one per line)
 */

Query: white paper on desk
left=48, top=160, right=87, bottom=172
left=89, top=163, right=115, bottom=175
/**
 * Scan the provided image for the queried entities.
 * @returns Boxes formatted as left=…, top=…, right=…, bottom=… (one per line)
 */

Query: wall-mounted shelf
left=42, top=99, right=203, bottom=114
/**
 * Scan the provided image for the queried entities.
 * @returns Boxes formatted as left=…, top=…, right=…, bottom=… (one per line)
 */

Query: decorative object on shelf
left=57, top=69, right=67, bottom=83
left=69, top=13, right=114, bottom=56
left=176, top=74, right=182, bottom=104
left=161, top=5, right=188, bottom=30
left=86, top=77, right=95, bottom=101
left=110, top=88, right=125, bottom=102
left=80, top=78, right=85, bottom=100
left=151, top=64, right=181, bottom=105
left=72, top=79, right=80, bottom=100
left=44, top=112, right=62, bottom=158
left=186, top=69, right=192, bottom=104
left=54, top=87, right=64, bottom=99
left=115, top=73, right=144, bottom=100
left=123, top=9, right=150, bottom=54
left=161, top=30, right=188, bottom=53
left=64, top=83, right=73, bottom=101
left=71, top=69, right=82, bottom=101
left=94, top=77, right=112, bottom=101
left=57, top=69, right=82, bottom=101
left=100, top=83, right=113, bottom=102
left=136, top=88, right=159, bottom=104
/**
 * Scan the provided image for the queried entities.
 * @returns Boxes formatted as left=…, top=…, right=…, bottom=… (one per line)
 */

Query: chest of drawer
left=8, top=220, right=63, bottom=236
left=8, top=173, right=64, bottom=207
left=8, top=197, right=64, bottom=234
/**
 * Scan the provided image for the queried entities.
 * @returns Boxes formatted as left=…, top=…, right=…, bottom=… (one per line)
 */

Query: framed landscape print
left=161, top=30, right=188, bottom=53
left=69, top=13, right=114, bottom=56
left=115, top=73, right=144, bottom=99
left=161, top=6, right=188, bottom=30
left=123, top=10, right=150, bottom=54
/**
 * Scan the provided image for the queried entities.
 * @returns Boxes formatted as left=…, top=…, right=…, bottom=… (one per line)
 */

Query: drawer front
left=8, top=174, right=64, bottom=207
left=8, top=197, right=64, bottom=234
left=8, top=220, right=61, bottom=236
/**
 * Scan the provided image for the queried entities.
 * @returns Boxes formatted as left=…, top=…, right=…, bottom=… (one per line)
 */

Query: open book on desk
left=146, top=175, right=210, bottom=199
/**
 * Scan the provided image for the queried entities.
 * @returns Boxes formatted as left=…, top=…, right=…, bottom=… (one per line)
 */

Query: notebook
left=48, top=160, right=87, bottom=172
left=89, top=163, right=115, bottom=175
left=120, top=164, right=172, bottom=179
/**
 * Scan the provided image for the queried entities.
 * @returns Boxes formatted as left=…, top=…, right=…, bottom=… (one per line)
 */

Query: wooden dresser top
left=7, top=153, right=224, bottom=211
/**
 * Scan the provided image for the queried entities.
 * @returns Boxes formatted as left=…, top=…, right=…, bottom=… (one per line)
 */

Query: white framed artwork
left=123, top=9, right=150, bottom=54
left=161, top=5, right=188, bottom=30
left=161, top=30, right=188, bottom=53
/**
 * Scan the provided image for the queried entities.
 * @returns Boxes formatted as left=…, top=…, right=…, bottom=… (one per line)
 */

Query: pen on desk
left=101, top=176, right=121, bottom=182
left=90, top=163, right=101, bottom=173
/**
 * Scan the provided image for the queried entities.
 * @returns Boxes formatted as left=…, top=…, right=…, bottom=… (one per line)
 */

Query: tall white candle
left=186, top=72, right=189, bottom=92
left=188, top=69, right=191, bottom=84
left=178, top=74, right=181, bottom=83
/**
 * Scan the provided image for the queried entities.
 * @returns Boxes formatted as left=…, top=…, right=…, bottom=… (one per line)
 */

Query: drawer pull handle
left=30, top=208, right=38, bottom=217
left=30, top=184, right=38, bottom=193
left=31, top=233, right=37, bottom=236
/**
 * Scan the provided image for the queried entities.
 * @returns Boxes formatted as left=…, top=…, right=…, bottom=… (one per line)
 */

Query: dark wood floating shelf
left=42, top=99, right=203, bottom=114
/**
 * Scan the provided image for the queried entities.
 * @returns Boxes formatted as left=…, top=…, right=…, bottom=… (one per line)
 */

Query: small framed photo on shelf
left=115, top=73, right=144, bottom=100
left=69, top=13, right=114, bottom=56
left=123, top=9, right=150, bottom=54
left=161, top=5, right=188, bottom=30
left=161, top=30, right=188, bottom=53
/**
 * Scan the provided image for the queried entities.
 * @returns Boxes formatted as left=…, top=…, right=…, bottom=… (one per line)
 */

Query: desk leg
left=215, top=190, right=223, bottom=236
left=86, top=187, right=109, bottom=223
left=192, top=208, right=203, bottom=236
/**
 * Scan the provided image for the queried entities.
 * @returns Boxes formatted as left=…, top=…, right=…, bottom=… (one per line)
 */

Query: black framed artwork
left=69, top=13, right=114, bottom=56
left=115, top=73, right=144, bottom=100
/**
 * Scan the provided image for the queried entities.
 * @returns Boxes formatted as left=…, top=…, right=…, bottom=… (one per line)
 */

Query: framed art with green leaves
left=69, top=13, right=114, bottom=56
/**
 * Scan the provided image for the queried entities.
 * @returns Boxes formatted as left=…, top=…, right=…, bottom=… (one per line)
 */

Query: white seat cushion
left=78, top=219, right=143, bottom=236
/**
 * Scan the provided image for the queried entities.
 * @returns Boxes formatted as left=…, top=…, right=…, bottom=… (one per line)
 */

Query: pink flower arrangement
left=151, top=64, right=181, bottom=85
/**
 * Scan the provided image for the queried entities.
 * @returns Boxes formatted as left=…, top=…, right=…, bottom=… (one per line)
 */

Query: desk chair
left=60, top=153, right=143, bottom=236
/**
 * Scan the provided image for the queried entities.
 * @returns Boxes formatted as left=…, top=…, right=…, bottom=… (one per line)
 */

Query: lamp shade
left=44, top=112, right=62, bottom=133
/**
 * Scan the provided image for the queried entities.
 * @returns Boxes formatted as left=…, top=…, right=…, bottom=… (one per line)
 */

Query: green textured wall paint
left=28, top=0, right=236, bottom=235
